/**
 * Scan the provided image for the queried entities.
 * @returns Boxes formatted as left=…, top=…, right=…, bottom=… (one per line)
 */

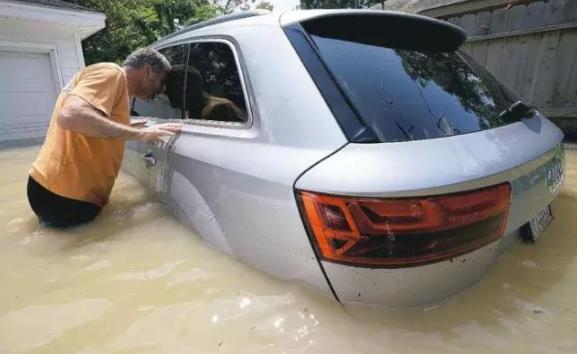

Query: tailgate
left=296, top=114, right=565, bottom=235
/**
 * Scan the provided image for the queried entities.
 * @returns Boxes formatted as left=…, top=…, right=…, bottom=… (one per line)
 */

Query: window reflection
left=185, top=42, right=248, bottom=123
left=184, top=66, right=244, bottom=122
left=397, top=50, right=515, bottom=129
left=132, top=45, right=187, bottom=119
left=311, top=34, right=522, bottom=142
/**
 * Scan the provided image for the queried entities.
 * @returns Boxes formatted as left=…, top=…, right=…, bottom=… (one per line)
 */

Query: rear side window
left=300, top=19, right=524, bottom=142
left=132, top=45, right=188, bottom=119
left=184, top=42, right=248, bottom=123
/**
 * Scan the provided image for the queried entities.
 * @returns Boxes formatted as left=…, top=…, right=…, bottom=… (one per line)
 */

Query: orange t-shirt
left=30, top=63, right=130, bottom=207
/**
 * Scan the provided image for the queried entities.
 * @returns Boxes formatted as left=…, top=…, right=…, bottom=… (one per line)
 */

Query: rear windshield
left=306, top=28, right=525, bottom=142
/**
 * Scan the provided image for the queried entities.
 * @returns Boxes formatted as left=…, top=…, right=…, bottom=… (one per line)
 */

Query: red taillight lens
left=297, top=183, right=511, bottom=268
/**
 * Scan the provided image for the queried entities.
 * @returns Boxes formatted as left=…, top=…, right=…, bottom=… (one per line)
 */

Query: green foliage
left=70, top=0, right=271, bottom=65
left=219, top=0, right=273, bottom=12
left=299, top=0, right=382, bottom=10
left=397, top=50, right=508, bottom=129
left=255, top=1, right=274, bottom=11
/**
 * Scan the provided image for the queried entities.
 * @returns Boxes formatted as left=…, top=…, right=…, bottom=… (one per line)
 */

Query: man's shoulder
left=75, top=63, right=126, bottom=90
left=82, top=63, right=124, bottom=77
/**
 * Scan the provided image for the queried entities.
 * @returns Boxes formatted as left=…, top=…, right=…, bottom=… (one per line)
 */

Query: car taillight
left=297, top=183, right=511, bottom=268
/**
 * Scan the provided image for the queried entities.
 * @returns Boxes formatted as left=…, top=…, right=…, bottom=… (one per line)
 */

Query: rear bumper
left=323, top=229, right=520, bottom=307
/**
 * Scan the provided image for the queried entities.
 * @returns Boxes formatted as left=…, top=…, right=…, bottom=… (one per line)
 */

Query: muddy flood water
left=1, top=147, right=577, bottom=354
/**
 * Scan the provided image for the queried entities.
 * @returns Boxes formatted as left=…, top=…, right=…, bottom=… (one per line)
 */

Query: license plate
left=522, top=205, right=553, bottom=242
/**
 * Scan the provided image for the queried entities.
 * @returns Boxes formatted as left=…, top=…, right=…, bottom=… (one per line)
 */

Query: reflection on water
left=1, top=146, right=577, bottom=353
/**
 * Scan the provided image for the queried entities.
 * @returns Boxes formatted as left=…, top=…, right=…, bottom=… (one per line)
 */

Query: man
left=27, top=48, right=181, bottom=227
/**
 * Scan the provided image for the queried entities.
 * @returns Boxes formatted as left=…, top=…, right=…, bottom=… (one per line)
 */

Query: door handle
left=142, top=152, right=157, bottom=168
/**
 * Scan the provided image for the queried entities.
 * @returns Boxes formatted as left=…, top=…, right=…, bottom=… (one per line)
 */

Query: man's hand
left=134, top=123, right=182, bottom=143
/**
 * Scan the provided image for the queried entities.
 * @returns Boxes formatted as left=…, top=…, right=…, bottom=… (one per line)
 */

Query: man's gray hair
left=123, top=47, right=171, bottom=73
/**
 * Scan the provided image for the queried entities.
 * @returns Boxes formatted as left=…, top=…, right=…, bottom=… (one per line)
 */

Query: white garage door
left=0, top=51, right=58, bottom=145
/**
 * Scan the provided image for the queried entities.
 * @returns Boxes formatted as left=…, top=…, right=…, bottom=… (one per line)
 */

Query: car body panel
left=295, top=115, right=562, bottom=197
left=123, top=139, right=167, bottom=190
left=123, top=10, right=566, bottom=307
left=126, top=19, right=349, bottom=295
left=322, top=232, right=516, bottom=307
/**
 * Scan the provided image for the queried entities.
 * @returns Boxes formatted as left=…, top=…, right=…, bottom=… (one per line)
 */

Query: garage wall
left=0, top=18, right=85, bottom=147
left=0, top=51, right=58, bottom=144
left=0, top=18, right=83, bottom=86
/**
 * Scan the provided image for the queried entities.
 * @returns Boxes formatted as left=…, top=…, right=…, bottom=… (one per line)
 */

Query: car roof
left=157, top=9, right=272, bottom=45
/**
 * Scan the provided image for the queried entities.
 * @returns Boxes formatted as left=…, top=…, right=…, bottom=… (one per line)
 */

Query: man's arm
left=58, top=94, right=180, bottom=142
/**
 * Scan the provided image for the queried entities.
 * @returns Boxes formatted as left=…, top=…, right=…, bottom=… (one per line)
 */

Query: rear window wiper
left=498, top=101, right=536, bottom=120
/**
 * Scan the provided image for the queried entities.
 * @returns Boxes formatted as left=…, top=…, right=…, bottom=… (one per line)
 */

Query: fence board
left=531, top=31, right=561, bottom=107
left=447, top=16, right=460, bottom=26
left=551, top=31, right=577, bottom=107
left=477, top=41, right=489, bottom=65
left=489, top=8, right=507, bottom=34
left=520, top=36, right=542, bottom=102
left=441, top=0, right=577, bottom=119
left=475, top=10, right=492, bottom=36
left=461, top=13, right=477, bottom=34
left=502, top=37, right=523, bottom=93
left=563, top=31, right=577, bottom=106
left=507, top=5, right=526, bottom=31
left=465, top=41, right=489, bottom=66
left=564, top=0, right=577, bottom=22
left=524, top=2, right=545, bottom=29
left=484, top=39, right=506, bottom=79
left=544, top=0, right=566, bottom=26
left=512, top=37, right=531, bottom=95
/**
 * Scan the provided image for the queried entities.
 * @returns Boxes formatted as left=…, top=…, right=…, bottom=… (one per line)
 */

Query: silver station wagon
left=124, top=9, right=566, bottom=307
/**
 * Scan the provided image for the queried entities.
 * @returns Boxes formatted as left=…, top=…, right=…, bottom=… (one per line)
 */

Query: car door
left=160, top=39, right=252, bottom=252
left=128, top=43, right=189, bottom=194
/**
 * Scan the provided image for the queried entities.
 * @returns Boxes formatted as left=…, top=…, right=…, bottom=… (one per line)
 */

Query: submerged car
left=124, top=10, right=565, bottom=307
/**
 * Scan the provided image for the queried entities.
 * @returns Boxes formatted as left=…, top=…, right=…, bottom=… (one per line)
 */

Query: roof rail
left=155, top=10, right=271, bottom=44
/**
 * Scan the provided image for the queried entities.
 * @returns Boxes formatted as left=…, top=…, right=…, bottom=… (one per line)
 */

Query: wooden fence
left=441, top=0, right=577, bottom=138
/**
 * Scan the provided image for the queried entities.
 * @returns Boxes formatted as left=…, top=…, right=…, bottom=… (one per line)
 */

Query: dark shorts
left=27, top=176, right=101, bottom=228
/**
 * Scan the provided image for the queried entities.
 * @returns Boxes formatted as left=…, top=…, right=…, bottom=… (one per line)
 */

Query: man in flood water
left=27, top=48, right=181, bottom=227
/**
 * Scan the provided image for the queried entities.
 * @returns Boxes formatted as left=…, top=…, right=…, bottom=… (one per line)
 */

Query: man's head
left=123, top=48, right=171, bottom=100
